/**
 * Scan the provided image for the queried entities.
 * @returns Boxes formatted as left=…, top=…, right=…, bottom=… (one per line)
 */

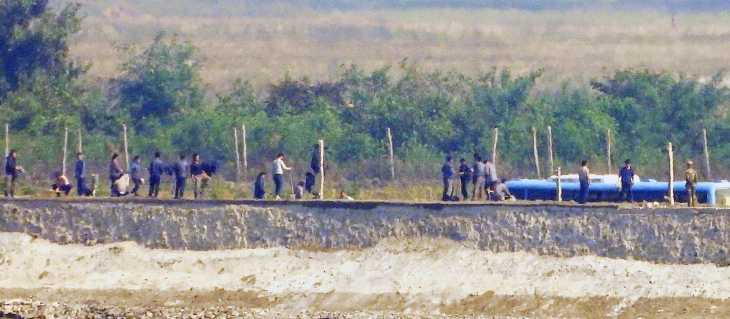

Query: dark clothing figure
left=273, top=174, right=285, bottom=198
left=173, top=160, right=189, bottom=199
left=686, top=163, right=698, bottom=207
left=578, top=165, right=591, bottom=204
left=130, top=161, right=142, bottom=196
left=4, top=155, right=18, bottom=197
left=254, top=174, right=266, bottom=200
left=75, top=159, right=87, bottom=196
left=305, top=172, right=316, bottom=194
left=619, top=166, right=635, bottom=202
left=148, top=158, right=165, bottom=198
left=109, top=159, right=123, bottom=197
left=5, top=156, right=17, bottom=177
left=458, top=163, right=471, bottom=199
left=52, top=184, right=73, bottom=196
left=311, top=149, right=322, bottom=175
left=190, top=162, right=204, bottom=176
left=52, top=175, right=72, bottom=197
left=442, top=160, right=455, bottom=201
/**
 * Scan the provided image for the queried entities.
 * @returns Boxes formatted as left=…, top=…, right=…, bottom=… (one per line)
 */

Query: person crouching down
left=254, top=172, right=266, bottom=200
left=52, top=173, right=73, bottom=197
left=491, top=178, right=512, bottom=201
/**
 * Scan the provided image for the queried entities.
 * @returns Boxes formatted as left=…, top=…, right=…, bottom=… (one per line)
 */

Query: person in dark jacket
left=74, top=153, right=88, bottom=196
left=173, top=154, right=188, bottom=199
left=109, top=153, right=123, bottom=197
left=305, top=172, right=316, bottom=194
left=190, top=153, right=210, bottom=199
left=4, top=149, right=20, bottom=198
left=618, top=159, right=635, bottom=202
left=254, top=172, right=266, bottom=200
left=129, top=155, right=143, bottom=196
left=148, top=152, right=164, bottom=198
left=442, top=156, right=456, bottom=201
left=310, top=143, right=325, bottom=175
left=458, top=158, right=472, bottom=200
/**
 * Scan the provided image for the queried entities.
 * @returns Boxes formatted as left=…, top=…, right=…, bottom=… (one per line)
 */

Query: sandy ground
left=0, top=233, right=729, bottom=318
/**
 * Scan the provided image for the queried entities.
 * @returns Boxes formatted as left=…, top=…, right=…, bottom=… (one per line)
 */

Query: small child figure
left=294, top=181, right=305, bottom=199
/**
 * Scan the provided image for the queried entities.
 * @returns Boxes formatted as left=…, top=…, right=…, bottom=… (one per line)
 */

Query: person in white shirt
left=272, top=153, right=292, bottom=200
left=52, top=172, right=73, bottom=197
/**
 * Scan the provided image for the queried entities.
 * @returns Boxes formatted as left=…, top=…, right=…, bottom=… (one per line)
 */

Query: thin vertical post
left=122, top=124, right=130, bottom=170
left=62, top=127, right=68, bottom=176
left=547, top=126, right=554, bottom=175
left=242, top=125, right=248, bottom=171
left=234, top=127, right=241, bottom=182
left=319, top=139, right=325, bottom=199
left=532, top=127, right=541, bottom=179
left=77, top=129, right=83, bottom=153
left=4, top=124, right=8, bottom=157
left=557, top=167, right=562, bottom=202
left=606, top=129, right=612, bottom=173
left=703, top=128, right=711, bottom=180
left=492, top=127, right=499, bottom=165
left=668, top=142, right=675, bottom=206
left=386, top=128, right=395, bottom=180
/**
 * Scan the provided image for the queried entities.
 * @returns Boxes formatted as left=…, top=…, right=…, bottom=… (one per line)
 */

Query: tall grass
left=66, top=8, right=730, bottom=92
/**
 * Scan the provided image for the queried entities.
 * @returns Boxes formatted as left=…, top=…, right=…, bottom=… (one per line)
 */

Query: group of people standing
left=70, top=152, right=211, bottom=199
left=442, top=153, right=511, bottom=202
left=254, top=144, right=325, bottom=200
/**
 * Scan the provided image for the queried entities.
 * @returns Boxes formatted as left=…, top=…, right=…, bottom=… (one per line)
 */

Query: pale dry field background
left=59, top=1, right=730, bottom=92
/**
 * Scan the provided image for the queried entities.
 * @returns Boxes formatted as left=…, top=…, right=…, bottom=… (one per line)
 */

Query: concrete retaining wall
left=1, top=199, right=729, bottom=265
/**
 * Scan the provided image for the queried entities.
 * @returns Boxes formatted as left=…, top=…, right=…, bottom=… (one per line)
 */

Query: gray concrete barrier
left=1, top=199, right=729, bottom=266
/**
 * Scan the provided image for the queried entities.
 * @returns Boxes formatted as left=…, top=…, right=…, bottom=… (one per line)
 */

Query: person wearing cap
left=441, top=156, right=456, bottom=201
left=618, top=159, right=635, bottom=202
left=685, top=160, right=698, bottom=207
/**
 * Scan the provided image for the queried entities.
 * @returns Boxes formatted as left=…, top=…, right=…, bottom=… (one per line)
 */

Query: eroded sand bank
left=0, top=233, right=728, bottom=318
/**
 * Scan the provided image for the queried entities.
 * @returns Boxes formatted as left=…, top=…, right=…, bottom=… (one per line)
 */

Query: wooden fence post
left=123, top=124, right=130, bottom=170
left=532, top=127, right=541, bottom=179
left=547, top=126, right=554, bottom=175
left=319, top=139, right=325, bottom=199
left=62, top=127, right=68, bottom=176
left=234, top=128, right=241, bottom=182
left=668, top=142, right=674, bottom=206
left=703, top=128, right=711, bottom=180
left=607, top=129, right=612, bottom=173
left=386, top=128, right=395, bottom=180
left=492, top=127, right=499, bottom=165
left=77, top=129, right=83, bottom=153
left=4, top=124, right=8, bottom=157
left=242, top=125, right=248, bottom=172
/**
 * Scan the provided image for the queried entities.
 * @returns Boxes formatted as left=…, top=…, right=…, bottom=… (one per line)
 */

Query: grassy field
left=61, top=1, right=730, bottom=92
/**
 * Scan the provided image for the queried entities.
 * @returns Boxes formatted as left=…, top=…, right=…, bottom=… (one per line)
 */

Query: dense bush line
left=2, top=1, right=729, bottom=182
